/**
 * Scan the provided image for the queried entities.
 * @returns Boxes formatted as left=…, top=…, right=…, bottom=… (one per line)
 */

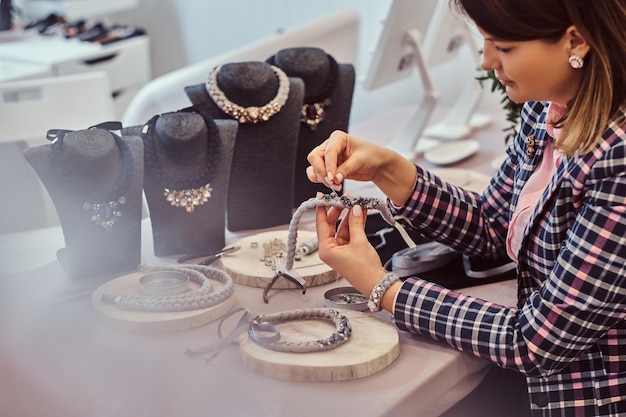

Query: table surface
left=0, top=105, right=517, bottom=417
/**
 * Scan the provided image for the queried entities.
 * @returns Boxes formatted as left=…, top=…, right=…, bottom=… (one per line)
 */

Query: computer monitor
left=362, top=0, right=489, bottom=160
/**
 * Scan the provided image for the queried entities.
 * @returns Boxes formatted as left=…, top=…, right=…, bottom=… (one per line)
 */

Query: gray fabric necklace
left=186, top=307, right=351, bottom=361
left=284, top=192, right=395, bottom=270
left=100, top=263, right=234, bottom=312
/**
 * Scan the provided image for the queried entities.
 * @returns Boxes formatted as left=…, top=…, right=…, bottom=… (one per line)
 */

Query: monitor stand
left=423, top=81, right=491, bottom=140
left=385, top=28, right=439, bottom=161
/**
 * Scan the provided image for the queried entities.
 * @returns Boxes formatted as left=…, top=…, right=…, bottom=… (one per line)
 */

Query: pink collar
left=546, top=102, right=567, bottom=140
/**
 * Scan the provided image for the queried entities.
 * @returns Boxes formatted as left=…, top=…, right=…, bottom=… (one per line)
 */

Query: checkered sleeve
left=395, top=278, right=527, bottom=364
left=389, top=164, right=511, bottom=259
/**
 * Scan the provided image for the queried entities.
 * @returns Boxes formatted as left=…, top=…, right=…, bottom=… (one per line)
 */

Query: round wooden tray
left=219, top=230, right=339, bottom=289
left=239, top=309, right=400, bottom=381
left=91, top=271, right=235, bottom=332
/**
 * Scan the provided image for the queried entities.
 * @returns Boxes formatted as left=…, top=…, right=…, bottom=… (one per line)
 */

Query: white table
left=0, top=217, right=516, bottom=417
left=0, top=105, right=517, bottom=417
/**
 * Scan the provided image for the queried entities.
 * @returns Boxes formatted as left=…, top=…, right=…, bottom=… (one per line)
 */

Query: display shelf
left=19, top=0, right=138, bottom=21
left=0, top=33, right=150, bottom=117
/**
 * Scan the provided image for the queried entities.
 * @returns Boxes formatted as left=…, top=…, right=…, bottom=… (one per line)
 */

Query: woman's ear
left=565, top=25, right=591, bottom=59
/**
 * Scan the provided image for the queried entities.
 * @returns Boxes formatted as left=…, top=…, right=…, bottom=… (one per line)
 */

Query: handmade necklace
left=47, top=124, right=132, bottom=233
left=204, top=65, right=290, bottom=123
left=100, top=262, right=235, bottom=312
left=186, top=307, right=351, bottom=361
left=249, top=308, right=351, bottom=353
left=261, top=192, right=395, bottom=303
left=285, top=192, right=395, bottom=270
left=141, top=113, right=218, bottom=213
left=267, top=53, right=338, bottom=131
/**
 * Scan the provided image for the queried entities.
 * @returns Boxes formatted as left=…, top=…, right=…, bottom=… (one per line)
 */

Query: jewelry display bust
left=130, top=110, right=237, bottom=257
left=267, top=48, right=355, bottom=206
left=184, top=61, right=305, bottom=231
left=23, top=126, right=143, bottom=280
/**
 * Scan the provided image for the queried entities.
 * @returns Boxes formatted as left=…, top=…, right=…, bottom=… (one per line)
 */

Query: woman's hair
left=452, top=0, right=626, bottom=155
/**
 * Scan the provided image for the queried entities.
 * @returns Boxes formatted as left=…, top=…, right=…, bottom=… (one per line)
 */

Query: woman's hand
left=315, top=203, right=387, bottom=297
left=306, top=130, right=390, bottom=191
left=306, top=130, right=418, bottom=206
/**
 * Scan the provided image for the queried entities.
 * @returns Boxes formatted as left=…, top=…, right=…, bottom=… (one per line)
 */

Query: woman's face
left=478, top=27, right=583, bottom=106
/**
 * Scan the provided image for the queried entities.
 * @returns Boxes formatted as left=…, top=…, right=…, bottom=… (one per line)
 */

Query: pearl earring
left=569, top=54, right=584, bottom=69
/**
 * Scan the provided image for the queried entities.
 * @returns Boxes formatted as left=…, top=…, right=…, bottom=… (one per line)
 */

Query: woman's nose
left=480, top=45, right=497, bottom=71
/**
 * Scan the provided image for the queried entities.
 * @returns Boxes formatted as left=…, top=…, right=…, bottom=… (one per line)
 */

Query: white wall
left=109, top=0, right=389, bottom=78
left=108, top=0, right=503, bottom=124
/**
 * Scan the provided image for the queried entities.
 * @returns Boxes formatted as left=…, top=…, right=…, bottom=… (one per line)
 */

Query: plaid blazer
left=391, top=101, right=626, bottom=416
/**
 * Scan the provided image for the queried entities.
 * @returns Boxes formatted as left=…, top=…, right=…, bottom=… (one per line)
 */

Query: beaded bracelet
left=101, top=263, right=234, bottom=312
left=285, top=192, right=395, bottom=270
left=250, top=308, right=351, bottom=353
left=367, top=272, right=400, bottom=312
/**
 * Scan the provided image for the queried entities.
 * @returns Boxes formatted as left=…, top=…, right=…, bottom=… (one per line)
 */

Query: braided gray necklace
left=186, top=307, right=351, bottom=361
left=100, top=263, right=234, bottom=312
left=284, top=192, right=395, bottom=270
left=250, top=308, right=351, bottom=353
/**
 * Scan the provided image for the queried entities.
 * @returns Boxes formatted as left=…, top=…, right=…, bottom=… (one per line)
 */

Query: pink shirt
left=506, top=102, right=565, bottom=262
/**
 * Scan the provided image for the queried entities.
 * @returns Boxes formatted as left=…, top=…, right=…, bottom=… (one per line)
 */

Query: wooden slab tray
left=239, top=309, right=400, bottom=381
left=219, top=230, right=339, bottom=289
left=92, top=271, right=235, bottom=332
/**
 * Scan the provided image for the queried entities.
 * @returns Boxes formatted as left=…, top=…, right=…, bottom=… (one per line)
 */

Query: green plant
left=476, top=69, right=524, bottom=144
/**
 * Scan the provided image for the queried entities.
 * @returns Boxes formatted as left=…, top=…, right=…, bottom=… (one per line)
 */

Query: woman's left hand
left=315, top=203, right=387, bottom=296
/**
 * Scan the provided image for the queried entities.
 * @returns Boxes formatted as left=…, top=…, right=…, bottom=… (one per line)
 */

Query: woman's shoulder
left=582, top=106, right=626, bottom=176
left=605, top=105, right=626, bottom=140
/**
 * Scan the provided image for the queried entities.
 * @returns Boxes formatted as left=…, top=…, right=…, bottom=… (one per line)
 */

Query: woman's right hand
left=306, top=130, right=418, bottom=206
left=306, top=130, right=390, bottom=191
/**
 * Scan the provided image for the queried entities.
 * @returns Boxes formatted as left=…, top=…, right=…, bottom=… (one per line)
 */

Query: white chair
left=0, top=71, right=117, bottom=233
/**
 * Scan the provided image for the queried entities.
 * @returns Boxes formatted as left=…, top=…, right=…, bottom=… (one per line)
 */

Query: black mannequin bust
left=23, top=127, right=143, bottom=280
left=185, top=61, right=305, bottom=231
left=267, top=48, right=355, bottom=205
left=130, top=110, right=237, bottom=257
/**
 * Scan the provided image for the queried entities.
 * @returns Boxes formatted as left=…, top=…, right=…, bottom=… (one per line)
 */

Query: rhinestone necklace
left=141, top=112, right=219, bottom=213
left=47, top=123, right=132, bottom=233
left=204, top=65, right=290, bottom=123
left=267, top=53, right=338, bottom=131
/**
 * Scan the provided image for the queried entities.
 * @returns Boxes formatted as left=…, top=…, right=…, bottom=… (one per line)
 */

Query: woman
left=307, top=0, right=626, bottom=415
